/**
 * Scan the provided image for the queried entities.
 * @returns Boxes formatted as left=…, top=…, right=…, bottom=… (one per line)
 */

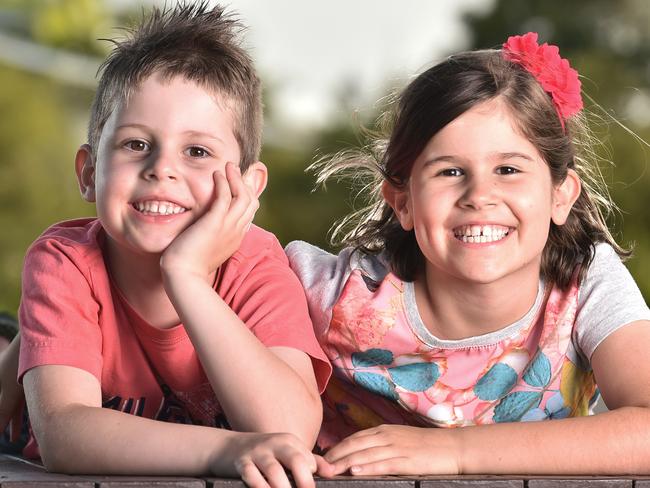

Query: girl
left=287, top=33, right=650, bottom=476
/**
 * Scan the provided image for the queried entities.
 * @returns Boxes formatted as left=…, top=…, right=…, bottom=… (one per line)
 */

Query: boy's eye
left=496, top=166, right=520, bottom=175
left=124, top=140, right=150, bottom=152
left=186, top=146, right=210, bottom=158
left=438, top=168, right=464, bottom=177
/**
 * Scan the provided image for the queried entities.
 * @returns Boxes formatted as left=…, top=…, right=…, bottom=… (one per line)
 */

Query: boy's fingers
left=315, top=454, right=336, bottom=478
left=10, top=402, right=24, bottom=442
left=258, top=458, right=292, bottom=488
left=237, top=460, right=270, bottom=488
left=209, top=171, right=232, bottom=216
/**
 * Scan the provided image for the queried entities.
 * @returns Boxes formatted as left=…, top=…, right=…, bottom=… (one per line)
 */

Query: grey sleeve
left=575, top=243, right=650, bottom=361
left=284, top=241, right=355, bottom=337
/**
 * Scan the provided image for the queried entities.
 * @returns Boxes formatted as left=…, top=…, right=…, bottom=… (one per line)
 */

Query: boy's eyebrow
left=182, top=130, right=226, bottom=145
left=114, top=125, right=226, bottom=144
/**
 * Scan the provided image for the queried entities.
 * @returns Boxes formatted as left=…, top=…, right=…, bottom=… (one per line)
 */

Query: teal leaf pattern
left=522, top=349, right=552, bottom=387
left=388, top=362, right=440, bottom=392
left=354, top=372, right=399, bottom=401
left=351, top=348, right=394, bottom=368
left=473, top=363, right=518, bottom=401
left=493, top=391, right=543, bottom=423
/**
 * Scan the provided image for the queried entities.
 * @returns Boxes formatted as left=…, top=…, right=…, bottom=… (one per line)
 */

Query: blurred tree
left=463, top=0, right=650, bottom=301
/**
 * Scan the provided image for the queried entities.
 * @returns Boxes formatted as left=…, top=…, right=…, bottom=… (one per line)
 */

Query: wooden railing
left=2, top=454, right=649, bottom=487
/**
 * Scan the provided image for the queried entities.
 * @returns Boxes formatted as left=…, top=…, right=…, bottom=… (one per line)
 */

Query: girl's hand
left=161, top=162, right=258, bottom=278
left=318, top=424, right=462, bottom=477
left=219, top=432, right=317, bottom=488
left=0, top=335, right=25, bottom=442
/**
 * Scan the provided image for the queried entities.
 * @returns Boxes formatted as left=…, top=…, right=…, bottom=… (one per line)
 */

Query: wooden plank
left=0, top=454, right=93, bottom=487
left=528, top=479, right=632, bottom=488
left=420, top=479, right=523, bottom=488
left=314, top=477, right=416, bottom=487
left=85, top=476, right=205, bottom=488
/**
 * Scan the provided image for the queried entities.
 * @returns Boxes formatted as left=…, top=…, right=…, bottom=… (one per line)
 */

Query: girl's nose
left=458, top=176, right=497, bottom=210
left=142, top=150, right=178, bottom=181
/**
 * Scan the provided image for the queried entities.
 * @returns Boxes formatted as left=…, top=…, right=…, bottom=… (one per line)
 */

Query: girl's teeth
left=454, top=225, right=510, bottom=243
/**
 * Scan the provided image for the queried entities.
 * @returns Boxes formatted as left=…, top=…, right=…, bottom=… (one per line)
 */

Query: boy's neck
left=413, top=267, right=541, bottom=341
left=104, top=238, right=180, bottom=329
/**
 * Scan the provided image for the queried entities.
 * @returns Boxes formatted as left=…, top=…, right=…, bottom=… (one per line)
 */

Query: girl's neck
left=414, top=266, right=541, bottom=341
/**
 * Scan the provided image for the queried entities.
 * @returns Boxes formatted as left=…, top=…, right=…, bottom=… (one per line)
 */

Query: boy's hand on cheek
left=319, top=425, right=461, bottom=477
left=160, top=162, right=258, bottom=279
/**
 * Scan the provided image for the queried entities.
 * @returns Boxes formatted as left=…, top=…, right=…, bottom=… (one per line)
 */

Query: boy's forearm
left=37, top=403, right=238, bottom=475
left=457, top=407, right=650, bottom=474
left=162, top=269, right=322, bottom=445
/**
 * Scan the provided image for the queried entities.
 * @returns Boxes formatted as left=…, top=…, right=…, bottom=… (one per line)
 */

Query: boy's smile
left=76, top=73, right=242, bottom=258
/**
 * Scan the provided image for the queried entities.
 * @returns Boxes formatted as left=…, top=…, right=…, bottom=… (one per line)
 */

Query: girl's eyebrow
left=423, top=151, right=536, bottom=166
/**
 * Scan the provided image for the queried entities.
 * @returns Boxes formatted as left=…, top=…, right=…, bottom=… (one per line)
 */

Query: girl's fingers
left=327, top=446, right=398, bottom=476
left=324, top=429, right=385, bottom=463
left=346, top=456, right=408, bottom=476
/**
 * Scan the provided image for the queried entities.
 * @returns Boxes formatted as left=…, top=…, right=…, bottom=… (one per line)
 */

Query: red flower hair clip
left=502, top=32, right=583, bottom=128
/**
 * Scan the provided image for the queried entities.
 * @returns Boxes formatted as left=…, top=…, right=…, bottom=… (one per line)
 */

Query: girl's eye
left=438, top=167, right=464, bottom=177
left=496, top=166, right=520, bottom=175
left=187, top=146, right=210, bottom=158
left=124, top=140, right=149, bottom=152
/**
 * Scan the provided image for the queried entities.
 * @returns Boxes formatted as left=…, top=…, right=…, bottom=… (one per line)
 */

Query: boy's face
left=76, top=73, right=254, bottom=256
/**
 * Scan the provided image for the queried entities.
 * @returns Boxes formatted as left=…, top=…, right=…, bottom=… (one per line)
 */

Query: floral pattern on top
left=317, top=269, right=597, bottom=449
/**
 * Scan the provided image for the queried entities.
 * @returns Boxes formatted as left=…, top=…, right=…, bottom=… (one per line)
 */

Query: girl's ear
left=242, top=161, right=268, bottom=198
left=75, top=144, right=96, bottom=202
left=382, top=180, right=414, bottom=231
left=551, top=169, right=581, bottom=225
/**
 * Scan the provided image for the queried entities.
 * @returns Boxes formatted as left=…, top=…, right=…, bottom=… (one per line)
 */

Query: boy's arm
left=161, top=164, right=323, bottom=445
left=0, top=335, right=24, bottom=440
left=24, top=363, right=318, bottom=485
left=163, top=269, right=323, bottom=444
left=319, top=320, right=650, bottom=476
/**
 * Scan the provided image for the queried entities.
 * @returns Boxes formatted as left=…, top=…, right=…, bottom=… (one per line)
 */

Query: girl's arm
left=320, top=319, right=650, bottom=476
left=24, top=364, right=318, bottom=486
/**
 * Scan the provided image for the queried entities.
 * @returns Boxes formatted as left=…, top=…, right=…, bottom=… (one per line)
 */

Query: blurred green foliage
left=0, top=0, right=648, bottom=316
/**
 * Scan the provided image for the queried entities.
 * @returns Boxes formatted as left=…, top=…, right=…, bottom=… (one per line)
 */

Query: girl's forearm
left=457, top=407, right=650, bottom=474
left=162, top=268, right=322, bottom=445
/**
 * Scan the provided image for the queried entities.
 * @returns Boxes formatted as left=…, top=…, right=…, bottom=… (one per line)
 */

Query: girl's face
left=385, top=98, right=580, bottom=289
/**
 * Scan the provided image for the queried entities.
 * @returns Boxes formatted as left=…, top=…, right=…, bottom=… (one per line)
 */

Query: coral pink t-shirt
left=19, top=218, right=330, bottom=428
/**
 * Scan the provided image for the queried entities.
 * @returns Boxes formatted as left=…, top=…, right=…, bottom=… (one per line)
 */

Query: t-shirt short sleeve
left=219, top=229, right=332, bottom=392
left=575, top=243, right=650, bottom=361
left=18, top=234, right=104, bottom=383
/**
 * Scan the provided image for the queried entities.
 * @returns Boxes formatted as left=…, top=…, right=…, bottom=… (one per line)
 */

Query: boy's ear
left=551, top=168, right=581, bottom=226
left=242, top=161, right=268, bottom=198
left=75, top=144, right=97, bottom=202
left=382, top=180, right=413, bottom=231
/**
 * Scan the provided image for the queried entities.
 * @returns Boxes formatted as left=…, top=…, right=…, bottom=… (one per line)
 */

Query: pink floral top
left=286, top=242, right=650, bottom=449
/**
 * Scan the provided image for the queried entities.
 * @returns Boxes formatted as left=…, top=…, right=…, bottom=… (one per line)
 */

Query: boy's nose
left=458, top=176, right=498, bottom=210
left=142, top=153, right=178, bottom=181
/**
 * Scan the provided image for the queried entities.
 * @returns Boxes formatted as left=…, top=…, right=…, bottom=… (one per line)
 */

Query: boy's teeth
left=134, top=200, right=187, bottom=215
left=454, top=225, right=510, bottom=243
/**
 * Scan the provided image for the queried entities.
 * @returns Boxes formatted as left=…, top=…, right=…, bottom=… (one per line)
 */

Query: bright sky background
left=114, top=0, right=494, bottom=127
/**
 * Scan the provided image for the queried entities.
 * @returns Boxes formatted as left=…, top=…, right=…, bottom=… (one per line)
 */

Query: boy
left=2, top=3, right=330, bottom=486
